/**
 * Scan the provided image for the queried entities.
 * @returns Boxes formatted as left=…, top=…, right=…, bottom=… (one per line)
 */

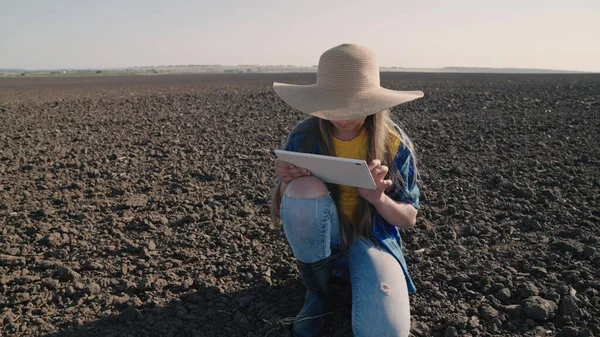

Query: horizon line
left=0, top=64, right=593, bottom=74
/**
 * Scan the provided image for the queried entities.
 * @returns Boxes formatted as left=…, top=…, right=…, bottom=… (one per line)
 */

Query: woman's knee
left=279, top=179, right=337, bottom=263
left=285, top=176, right=329, bottom=199
left=349, top=239, right=411, bottom=337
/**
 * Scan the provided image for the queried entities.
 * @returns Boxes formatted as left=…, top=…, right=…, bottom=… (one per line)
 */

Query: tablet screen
left=274, top=150, right=376, bottom=189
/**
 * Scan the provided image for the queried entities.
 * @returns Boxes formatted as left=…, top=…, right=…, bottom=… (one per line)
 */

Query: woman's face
left=330, top=117, right=367, bottom=133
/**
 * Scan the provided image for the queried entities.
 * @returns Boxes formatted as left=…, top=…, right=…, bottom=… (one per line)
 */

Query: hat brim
left=273, top=82, right=423, bottom=121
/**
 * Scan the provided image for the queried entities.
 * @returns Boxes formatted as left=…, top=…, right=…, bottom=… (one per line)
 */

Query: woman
left=270, top=44, right=423, bottom=337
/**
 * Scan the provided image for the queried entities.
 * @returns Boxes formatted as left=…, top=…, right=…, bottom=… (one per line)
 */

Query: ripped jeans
left=281, top=192, right=411, bottom=337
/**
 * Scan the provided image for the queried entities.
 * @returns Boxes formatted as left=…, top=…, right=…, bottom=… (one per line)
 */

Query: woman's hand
left=274, top=160, right=311, bottom=183
left=358, top=159, right=417, bottom=229
left=358, top=159, right=392, bottom=205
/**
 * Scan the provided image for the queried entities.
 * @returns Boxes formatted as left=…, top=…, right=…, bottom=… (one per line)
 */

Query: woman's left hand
left=358, top=159, right=392, bottom=205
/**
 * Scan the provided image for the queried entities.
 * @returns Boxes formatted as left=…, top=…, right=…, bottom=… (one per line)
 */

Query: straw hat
left=273, top=43, right=424, bottom=121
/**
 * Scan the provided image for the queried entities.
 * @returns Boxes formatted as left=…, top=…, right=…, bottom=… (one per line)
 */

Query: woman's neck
left=332, top=126, right=364, bottom=141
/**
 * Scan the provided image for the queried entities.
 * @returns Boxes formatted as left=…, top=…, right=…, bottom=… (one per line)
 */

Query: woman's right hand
left=274, top=160, right=311, bottom=183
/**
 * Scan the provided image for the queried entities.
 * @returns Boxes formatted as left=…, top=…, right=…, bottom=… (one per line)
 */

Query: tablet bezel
left=274, top=150, right=377, bottom=190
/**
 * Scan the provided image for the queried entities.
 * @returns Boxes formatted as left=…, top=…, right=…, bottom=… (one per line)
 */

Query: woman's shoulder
left=386, top=121, right=416, bottom=164
left=284, top=117, right=318, bottom=152
left=386, top=121, right=403, bottom=155
left=289, top=117, right=317, bottom=136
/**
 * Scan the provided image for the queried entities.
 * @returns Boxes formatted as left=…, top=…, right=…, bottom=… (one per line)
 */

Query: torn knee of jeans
left=380, top=282, right=391, bottom=295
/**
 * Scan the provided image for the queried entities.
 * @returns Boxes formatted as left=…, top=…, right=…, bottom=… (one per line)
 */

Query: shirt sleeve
left=389, top=143, right=420, bottom=209
left=282, top=118, right=313, bottom=153
left=283, top=131, right=300, bottom=152
left=275, top=126, right=305, bottom=185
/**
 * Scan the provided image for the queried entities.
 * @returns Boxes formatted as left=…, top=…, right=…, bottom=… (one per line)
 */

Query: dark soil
left=0, top=73, right=599, bottom=337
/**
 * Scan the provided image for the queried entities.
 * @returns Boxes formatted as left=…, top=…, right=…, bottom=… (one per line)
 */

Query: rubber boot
left=293, top=253, right=339, bottom=337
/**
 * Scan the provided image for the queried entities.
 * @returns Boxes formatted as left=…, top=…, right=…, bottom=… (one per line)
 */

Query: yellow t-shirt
left=332, top=125, right=401, bottom=221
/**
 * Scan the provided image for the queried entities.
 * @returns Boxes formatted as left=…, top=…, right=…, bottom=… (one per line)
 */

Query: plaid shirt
left=281, top=119, right=420, bottom=294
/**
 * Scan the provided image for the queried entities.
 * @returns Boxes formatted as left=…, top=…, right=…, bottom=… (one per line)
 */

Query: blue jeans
left=280, top=193, right=411, bottom=337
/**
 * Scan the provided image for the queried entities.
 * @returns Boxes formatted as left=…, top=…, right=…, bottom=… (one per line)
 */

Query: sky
left=1, top=0, right=599, bottom=72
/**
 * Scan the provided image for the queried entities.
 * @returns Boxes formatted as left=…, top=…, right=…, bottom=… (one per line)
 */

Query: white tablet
left=274, top=150, right=377, bottom=189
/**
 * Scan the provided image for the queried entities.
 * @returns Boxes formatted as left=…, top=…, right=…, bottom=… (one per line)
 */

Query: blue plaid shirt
left=281, top=119, right=420, bottom=294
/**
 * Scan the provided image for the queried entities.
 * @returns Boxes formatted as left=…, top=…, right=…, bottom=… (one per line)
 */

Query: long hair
left=270, top=110, right=417, bottom=250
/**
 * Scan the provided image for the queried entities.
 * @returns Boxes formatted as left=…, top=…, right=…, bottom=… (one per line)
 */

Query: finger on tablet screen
left=378, top=165, right=389, bottom=175
left=369, top=159, right=381, bottom=170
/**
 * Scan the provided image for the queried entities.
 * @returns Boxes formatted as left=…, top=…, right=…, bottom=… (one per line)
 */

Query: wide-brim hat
left=273, top=43, right=424, bottom=121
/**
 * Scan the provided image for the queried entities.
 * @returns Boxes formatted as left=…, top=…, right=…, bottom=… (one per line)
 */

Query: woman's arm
left=372, top=194, right=417, bottom=229
left=358, top=160, right=417, bottom=229
left=358, top=140, right=420, bottom=229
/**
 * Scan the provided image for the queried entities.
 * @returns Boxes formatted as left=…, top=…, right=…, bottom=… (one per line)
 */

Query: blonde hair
left=270, top=110, right=417, bottom=250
